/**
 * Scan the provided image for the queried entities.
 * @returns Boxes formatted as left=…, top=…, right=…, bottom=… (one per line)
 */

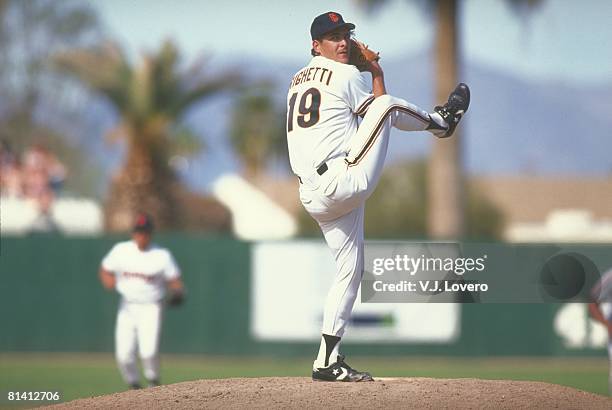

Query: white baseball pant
left=300, top=94, right=437, bottom=338
left=602, top=302, right=612, bottom=395
left=608, top=342, right=612, bottom=395
left=115, top=299, right=162, bottom=384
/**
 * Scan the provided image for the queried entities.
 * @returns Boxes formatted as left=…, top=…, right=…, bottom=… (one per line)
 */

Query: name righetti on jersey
left=286, top=56, right=374, bottom=178
left=102, top=241, right=180, bottom=303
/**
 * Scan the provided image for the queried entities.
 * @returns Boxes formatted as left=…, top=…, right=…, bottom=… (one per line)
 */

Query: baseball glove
left=349, top=39, right=380, bottom=72
left=166, top=289, right=185, bottom=307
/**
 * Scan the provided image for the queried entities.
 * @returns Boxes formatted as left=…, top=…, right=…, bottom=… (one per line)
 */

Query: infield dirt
left=45, top=377, right=611, bottom=409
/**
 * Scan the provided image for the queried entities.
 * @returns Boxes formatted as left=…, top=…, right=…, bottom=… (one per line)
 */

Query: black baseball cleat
left=129, top=383, right=142, bottom=390
left=434, top=82, right=470, bottom=138
left=312, top=355, right=374, bottom=382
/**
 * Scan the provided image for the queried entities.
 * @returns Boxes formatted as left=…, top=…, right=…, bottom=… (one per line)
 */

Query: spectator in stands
left=47, top=151, right=67, bottom=194
left=22, top=143, right=65, bottom=232
left=1, top=141, right=66, bottom=232
left=0, top=140, right=15, bottom=166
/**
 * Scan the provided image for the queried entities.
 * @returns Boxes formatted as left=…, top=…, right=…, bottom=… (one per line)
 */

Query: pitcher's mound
left=47, top=377, right=610, bottom=409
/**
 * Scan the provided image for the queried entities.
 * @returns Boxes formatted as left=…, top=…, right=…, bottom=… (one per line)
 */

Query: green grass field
left=0, top=353, right=608, bottom=407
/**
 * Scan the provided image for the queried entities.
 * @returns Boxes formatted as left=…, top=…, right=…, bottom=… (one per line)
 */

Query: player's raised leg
left=346, top=94, right=440, bottom=169
left=326, top=95, right=438, bottom=214
left=339, top=88, right=468, bottom=207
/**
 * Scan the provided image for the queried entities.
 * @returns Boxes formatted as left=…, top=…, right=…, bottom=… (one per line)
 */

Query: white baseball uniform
left=101, top=240, right=180, bottom=385
left=287, top=55, right=447, bottom=368
left=591, top=268, right=612, bottom=394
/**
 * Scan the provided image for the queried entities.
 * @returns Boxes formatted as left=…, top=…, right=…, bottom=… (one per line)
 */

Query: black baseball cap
left=133, top=213, right=154, bottom=233
left=310, top=11, right=355, bottom=40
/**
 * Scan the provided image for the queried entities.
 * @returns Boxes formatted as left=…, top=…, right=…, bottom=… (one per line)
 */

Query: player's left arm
left=99, top=244, right=119, bottom=290
left=368, top=60, right=386, bottom=98
left=164, top=251, right=185, bottom=306
left=99, top=267, right=116, bottom=290
left=167, top=277, right=184, bottom=292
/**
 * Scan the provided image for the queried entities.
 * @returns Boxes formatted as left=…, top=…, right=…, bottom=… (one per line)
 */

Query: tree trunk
left=427, top=0, right=464, bottom=239
left=104, top=137, right=179, bottom=232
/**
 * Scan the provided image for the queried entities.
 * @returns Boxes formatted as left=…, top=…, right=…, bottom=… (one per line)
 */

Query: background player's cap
left=311, top=11, right=355, bottom=40
left=133, top=213, right=154, bottom=233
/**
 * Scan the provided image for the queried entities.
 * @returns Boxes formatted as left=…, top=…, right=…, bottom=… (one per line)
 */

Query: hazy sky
left=94, top=0, right=612, bottom=85
left=86, top=0, right=612, bottom=188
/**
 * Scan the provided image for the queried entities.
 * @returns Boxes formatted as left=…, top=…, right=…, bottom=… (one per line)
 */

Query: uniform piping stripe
left=355, top=96, right=375, bottom=115
left=347, top=104, right=430, bottom=167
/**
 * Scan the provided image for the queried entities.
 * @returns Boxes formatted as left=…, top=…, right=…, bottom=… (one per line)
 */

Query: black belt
left=317, top=162, right=328, bottom=175
left=298, top=162, right=328, bottom=184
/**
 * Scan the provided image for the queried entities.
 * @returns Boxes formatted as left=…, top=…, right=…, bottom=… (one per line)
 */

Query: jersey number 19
left=287, top=87, right=321, bottom=132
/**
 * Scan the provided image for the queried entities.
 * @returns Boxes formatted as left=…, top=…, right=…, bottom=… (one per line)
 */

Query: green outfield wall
left=0, top=235, right=607, bottom=357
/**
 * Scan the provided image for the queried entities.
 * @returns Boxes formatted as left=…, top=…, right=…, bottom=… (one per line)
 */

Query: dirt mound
left=46, top=377, right=610, bottom=409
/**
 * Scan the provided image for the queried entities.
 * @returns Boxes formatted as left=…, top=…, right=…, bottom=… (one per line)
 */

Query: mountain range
left=77, top=51, right=612, bottom=193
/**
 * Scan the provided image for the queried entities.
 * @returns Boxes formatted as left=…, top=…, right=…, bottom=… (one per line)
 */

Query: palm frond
left=169, top=70, right=243, bottom=116
left=168, top=125, right=205, bottom=157
left=150, top=40, right=181, bottom=114
left=52, top=42, right=131, bottom=109
left=129, top=54, right=153, bottom=121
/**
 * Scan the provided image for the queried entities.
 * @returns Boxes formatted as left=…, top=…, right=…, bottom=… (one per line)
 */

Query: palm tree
left=428, top=0, right=462, bottom=239
left=229, top=86, right=287, bottom=178
left=352, top=0, right=463, bottom=238
left=429, top=0, right=544, bottom=239
left=0, top=0, right=102, bottom=137
left=354, top=0, right=543, bottom=239
left=54, top=40, right=241, bottom=231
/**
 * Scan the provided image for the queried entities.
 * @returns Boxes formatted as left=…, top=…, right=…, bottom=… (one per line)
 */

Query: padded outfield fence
left=0, top=235, right=609, bottom=358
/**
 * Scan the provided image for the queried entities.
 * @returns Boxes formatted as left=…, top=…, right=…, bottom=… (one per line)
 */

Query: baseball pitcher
left=287, top=11, right=470, bottom=382
left=99, top=213, right=185, bottom=389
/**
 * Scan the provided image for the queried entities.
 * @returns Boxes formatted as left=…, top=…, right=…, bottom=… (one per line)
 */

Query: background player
left=99, top=213, right=185, bottom=389
left=287, top=11, right=469, bottom=382
left=589, top=268, right=612, bottom=395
